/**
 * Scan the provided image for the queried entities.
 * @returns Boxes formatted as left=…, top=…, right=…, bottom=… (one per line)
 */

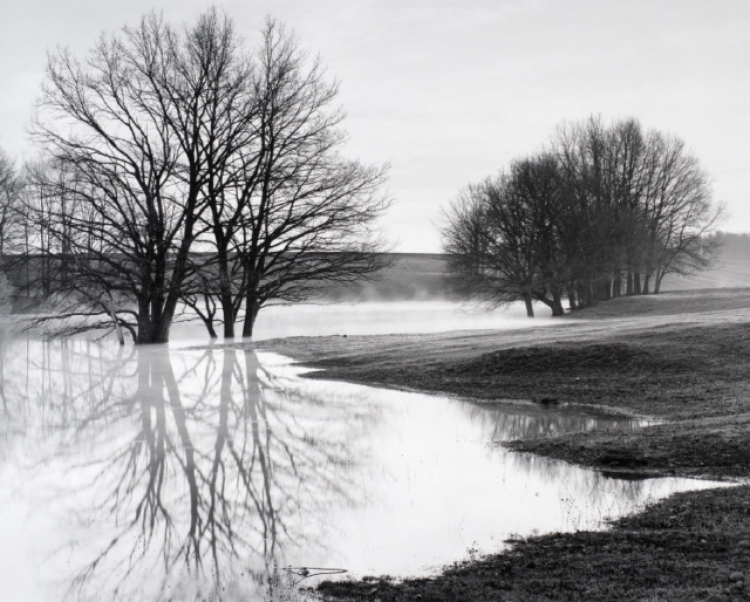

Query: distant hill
left=321, top=253, right=452, bottom=301
left=5, top=235, right=749, bottom=308
left=324, top=234, right=750, bottom=300
left=660, top=232, right=750, bottom=291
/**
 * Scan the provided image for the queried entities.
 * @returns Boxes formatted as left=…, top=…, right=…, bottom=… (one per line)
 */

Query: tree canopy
left=442, top=117, right=723, bottom=316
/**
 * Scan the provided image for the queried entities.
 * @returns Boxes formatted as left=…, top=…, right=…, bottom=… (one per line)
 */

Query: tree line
left=0, top=10, right=389, bottom=343
left=442, top=117, right=723, bottom=316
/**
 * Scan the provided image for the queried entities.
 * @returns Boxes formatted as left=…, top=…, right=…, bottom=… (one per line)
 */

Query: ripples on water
left=0, top=335, right=726, bottom=601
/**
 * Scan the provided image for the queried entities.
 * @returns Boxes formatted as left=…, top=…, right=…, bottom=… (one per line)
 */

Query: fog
left=169, top=300, right=560, bottom=343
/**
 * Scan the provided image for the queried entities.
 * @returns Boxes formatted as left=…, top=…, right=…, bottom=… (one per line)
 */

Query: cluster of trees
left=442, top=117, right=723, bottom=316
left=0, top=10, right=389, bottom=343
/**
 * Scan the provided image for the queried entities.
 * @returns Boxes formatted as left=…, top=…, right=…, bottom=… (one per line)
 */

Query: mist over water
left=0, top=333, right=727, bottom=602
left=169, top=300, right=559, bottom=343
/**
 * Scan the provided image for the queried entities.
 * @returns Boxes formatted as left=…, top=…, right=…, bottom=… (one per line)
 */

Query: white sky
left=1, top=0, right=748, bottom=252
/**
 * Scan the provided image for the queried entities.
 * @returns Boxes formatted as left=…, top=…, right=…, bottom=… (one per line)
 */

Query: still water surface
left=0, top=308, right=728, bottom=601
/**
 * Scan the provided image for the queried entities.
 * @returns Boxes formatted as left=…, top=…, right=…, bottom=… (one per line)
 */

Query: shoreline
left=249, top=290, right=750, bottom=600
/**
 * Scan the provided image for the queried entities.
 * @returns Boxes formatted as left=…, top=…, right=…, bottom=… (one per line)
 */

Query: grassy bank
left=254, top=289, right=750, bottom=601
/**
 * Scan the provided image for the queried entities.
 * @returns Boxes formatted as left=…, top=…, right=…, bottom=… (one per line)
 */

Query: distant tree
left=0, top=150, right=23, bottom=258
left=552, top=117, right=723, bottom=300
left=444, top=116, right=723, bottom=316
left=637, top=131, right=723, bottom=293
left=552, top=117, right=647, bottom=305
left=442, top=180, right=531, bottom=310
left=442, top=154, right=565, bottom=317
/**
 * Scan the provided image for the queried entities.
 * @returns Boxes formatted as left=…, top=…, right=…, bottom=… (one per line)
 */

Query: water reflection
left=1, top=339, right=371, bottom=601
left=0, top=337, right=727, bottom=601
left=463, top=402, right=646, bottom=442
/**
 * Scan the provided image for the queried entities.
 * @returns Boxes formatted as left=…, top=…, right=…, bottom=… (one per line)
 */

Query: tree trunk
left=137, top=319, right=170, bottom=344
left=626, top=271, right=633, bottom=296
left=203, top=317, right=218, bottom=339
left=221, top=291, right=235, bottom=338
left=217, top=245, right=236, bottom=338
left=551, top=288, right=565, bottom=316
left=633, top=272, right=642, bottom=295
left=242, top=293, right=261, bottom=338
left=585, top=281, right=595, bottom=307
left=537, top=293, right=565, bottom=316
left=523, top=293, right=534, bottom=317
left=135, top=296, right=172, bottom=344
left=107, top=297, right=124, bottom=345
left=567, top=284, right=578, bottom=311
left=612, top=274, right=621, bottom=298
left=579, top=282, right=589, bottom=308
left=654, top=271, right=664, bottom=294
left=643, top=273, right=651, bottom=295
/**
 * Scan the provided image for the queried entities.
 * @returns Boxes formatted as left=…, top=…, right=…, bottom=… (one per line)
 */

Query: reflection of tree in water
left=502, top=447, right=672, bottom=533
left=0, top=337, right=134, bottom=456
left=458, top=401, right=670, bottom=532
left=5, top=340, right=367, bottom=601
left=463, top=402, right=641, bottom=442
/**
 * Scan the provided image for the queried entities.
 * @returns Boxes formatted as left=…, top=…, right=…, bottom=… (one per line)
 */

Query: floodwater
left=0, top=305, right=729, bottom=601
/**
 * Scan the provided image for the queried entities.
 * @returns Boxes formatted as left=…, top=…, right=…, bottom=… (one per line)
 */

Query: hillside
left=321, top=246, right=750, bottom=302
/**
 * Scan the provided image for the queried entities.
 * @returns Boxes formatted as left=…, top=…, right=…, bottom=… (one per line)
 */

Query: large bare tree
left=31, top=13, right=226, bottom=343
left=30, top=11, right=389, bottom=343
left=187, top=20, right=390, bottom=339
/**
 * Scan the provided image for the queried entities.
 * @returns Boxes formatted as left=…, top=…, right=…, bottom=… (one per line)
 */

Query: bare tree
left=0, top=151, right=24, bottom=310
left=552, top=117, right=723, bottom=301
left=444, top=116, right=723, bottom=316
left=30, top=11, right=389, bottom=343
left=0, top=150, right=23, bottom=258
left=30, top=12, right=225, bottom=343
left=189, top=20, right=390, bottom=339
left=442, top=154, right=565, bottom=317
left=638, top=131, right=723, bottom=293
left=442, top=178, right=536, bottom=316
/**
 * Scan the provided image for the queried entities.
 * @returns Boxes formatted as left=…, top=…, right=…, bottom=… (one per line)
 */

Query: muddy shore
left=252, top=289, right=750, bottom=601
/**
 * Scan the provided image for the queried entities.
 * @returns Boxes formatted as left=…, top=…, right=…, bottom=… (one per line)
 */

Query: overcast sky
left=1, top=0, right=748, bottom=252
